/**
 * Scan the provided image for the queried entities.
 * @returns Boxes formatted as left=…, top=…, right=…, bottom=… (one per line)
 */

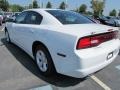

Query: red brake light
left=77, top=37, right=91, bottom=49
left=76, top=31, right=118, bottom=49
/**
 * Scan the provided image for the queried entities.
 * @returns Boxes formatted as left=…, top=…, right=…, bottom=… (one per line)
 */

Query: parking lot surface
left=0, top=25, right=120, bottom=90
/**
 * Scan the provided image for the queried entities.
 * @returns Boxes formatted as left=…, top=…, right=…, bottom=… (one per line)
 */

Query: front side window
left=15, top=12, right=27, bottom=24
left=25, top=11, right=43, bottom=25
left=0, top=12, right=3, bottom=15
left=46, top=10, right=94, bottom=24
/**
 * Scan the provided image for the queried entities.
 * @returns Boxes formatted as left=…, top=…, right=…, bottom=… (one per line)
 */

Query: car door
left=13, top=11, right=28, bottom=45
left=17, top=11, right=43, bottom=54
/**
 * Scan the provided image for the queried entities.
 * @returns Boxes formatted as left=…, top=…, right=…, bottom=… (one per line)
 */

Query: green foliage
left=0, top=0, right=9, bottom=11
left=46, top=1, right=52, bottom=8
left=109, top=9, right=117, bottom=16
left=91, top=0, right=105, bottom=17
left=59, top=1, right=66, bottom=10
left=10, top=4, right=24, bottom=12
left=86, top=11, right=93, bottom=15
left=78, top=4, right=87, bottom=14
left=33, top=0, right=38, bottom=8
left=118, top=10, right=120, bottom=16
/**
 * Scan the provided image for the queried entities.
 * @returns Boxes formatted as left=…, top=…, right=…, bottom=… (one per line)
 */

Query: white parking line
left=30, top=85, right=53, bottom=90
left=91, top=75, right=111, bottom=90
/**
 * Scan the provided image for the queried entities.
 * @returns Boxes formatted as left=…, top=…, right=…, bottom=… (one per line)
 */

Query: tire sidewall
left=34, top=45, right=55, bottom=76
left=5, top=30, right=11, bottom=43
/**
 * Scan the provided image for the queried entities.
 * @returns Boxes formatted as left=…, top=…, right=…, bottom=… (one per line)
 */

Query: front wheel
left=34, top=45, right=55, bottom=76
left=0, top=23, right=1, bottom=26
left=5, top=30, right=11, bottom=43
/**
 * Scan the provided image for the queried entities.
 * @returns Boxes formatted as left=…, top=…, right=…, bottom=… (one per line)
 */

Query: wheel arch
left=32, top=41, right=52, bottom=58
left=32, top=41, right=57, bottom=72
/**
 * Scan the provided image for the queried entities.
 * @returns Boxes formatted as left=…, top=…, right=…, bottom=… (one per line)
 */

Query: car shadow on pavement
left=1, top=38, right=85, bottom=87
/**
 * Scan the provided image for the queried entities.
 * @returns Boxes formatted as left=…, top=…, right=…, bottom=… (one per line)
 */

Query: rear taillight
left=76, top=31, right=119, bottom=49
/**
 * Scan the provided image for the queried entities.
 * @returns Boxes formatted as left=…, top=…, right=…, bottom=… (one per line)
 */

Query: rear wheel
left=34, top=45, right=55, bottom=76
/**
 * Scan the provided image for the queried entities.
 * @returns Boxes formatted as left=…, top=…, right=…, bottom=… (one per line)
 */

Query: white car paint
left=6, top=9, right=120, bottom=78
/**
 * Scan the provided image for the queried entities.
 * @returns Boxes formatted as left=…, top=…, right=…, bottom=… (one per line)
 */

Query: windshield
left=46, top=10, right=94, bottom=24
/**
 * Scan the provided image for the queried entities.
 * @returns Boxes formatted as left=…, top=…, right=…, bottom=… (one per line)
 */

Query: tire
left=0, top=22, right=2, bottom=26
left=5, top=30, right=11, bottom=43
left=34, top=45, right=55, bottom=76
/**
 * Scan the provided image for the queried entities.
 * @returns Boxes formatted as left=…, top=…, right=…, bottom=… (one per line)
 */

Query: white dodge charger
left=5, top=9, right=120, bottom=78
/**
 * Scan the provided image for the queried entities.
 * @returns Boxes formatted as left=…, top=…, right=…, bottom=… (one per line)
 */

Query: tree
left=59, top=2, right=66, bottom=10
left=118, top=10, right=120, bottom=16
left=91, top=0, right=105, bottom=18
left=10, top=4, right=24, bottom=12
left=0, top=0, right=9, bottom=11
left=86, top=11, right=93, bottom=15
left=78, top=4, right=87, bottom=14
left=33, top=0, right=38, bottom=8
left=29, top=4, right=33, bottom=9
left=109, top=9, right=117, bottom=16
left=46, top=1, right=52, bottom=8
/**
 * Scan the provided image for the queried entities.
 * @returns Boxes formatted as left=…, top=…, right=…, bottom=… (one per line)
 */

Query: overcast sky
left=8, top=0, right=120, bottom=15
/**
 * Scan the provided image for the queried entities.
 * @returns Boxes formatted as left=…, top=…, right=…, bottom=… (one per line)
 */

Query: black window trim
left=24, top=11, right=43, bottom=25
left=15, top=11, right=43, bottom=25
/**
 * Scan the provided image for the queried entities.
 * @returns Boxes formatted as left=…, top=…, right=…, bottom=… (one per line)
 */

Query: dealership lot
left=0, top=25, right=120, bottom=90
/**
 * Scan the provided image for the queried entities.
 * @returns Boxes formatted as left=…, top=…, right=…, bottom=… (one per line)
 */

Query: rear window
left=46, top=10, right=94, bottom=24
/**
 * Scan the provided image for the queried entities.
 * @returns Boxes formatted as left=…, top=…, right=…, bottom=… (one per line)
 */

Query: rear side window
left=25, top=11, right=43, bottom=25
left=46, top=10, right=93, bottom=24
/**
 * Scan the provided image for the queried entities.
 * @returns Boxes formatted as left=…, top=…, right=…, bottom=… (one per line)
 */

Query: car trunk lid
left=61, top=24, right=118, bottom=37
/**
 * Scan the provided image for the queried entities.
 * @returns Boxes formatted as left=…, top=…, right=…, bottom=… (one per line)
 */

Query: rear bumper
left=67, top=50, right=119, bottom=78
left=55, top=39, right=120, bottom=78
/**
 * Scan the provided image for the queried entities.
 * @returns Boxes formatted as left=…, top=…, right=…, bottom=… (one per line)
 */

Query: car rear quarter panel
left=34, top=27, right=81, bottom=73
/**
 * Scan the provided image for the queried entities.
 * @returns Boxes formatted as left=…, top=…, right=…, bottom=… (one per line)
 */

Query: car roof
left=23, top=8, right=63, bottom=26
left=24, top=8, right=61, bottom=12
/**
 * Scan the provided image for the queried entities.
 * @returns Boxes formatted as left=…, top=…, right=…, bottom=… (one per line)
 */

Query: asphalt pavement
left=0, top=25, right=120, bottom=90
left=0, top=24, right=5, bottom=31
